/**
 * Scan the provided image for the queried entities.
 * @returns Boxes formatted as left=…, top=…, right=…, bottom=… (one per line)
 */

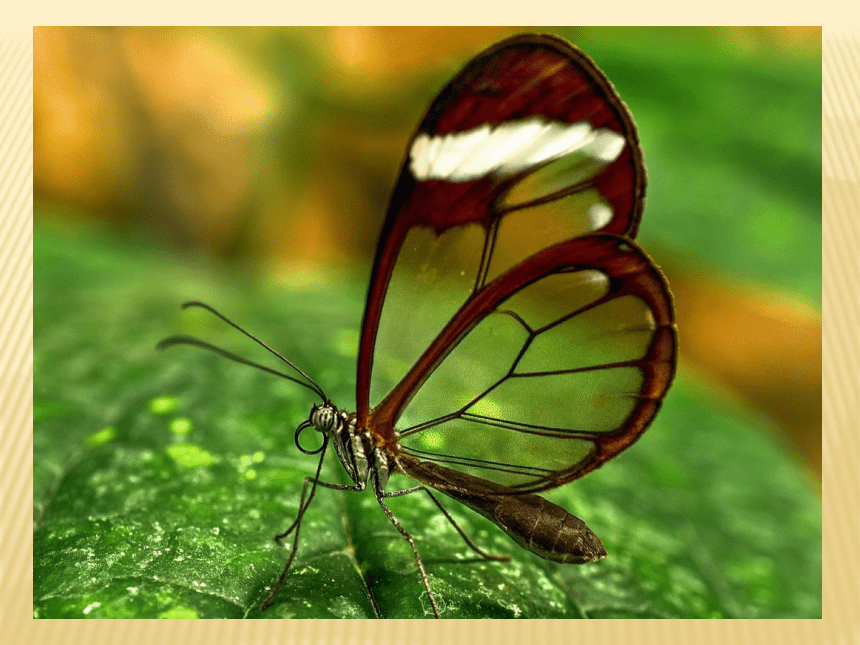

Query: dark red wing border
left=356, top=34, right=647, bottom=425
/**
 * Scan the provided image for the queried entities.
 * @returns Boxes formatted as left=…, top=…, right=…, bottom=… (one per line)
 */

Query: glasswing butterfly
left=160, top=33, right=677, bottom=618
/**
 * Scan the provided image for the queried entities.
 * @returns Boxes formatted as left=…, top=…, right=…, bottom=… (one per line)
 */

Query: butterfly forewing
left=356, top=35, right=649, bottom=424
left=357, top=34, right=674, bottom=494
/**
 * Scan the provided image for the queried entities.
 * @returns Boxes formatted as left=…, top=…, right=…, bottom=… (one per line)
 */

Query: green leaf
left=34, top=223, right=820, bottom=619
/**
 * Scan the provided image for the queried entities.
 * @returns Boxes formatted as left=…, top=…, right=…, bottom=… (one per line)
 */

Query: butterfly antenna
left=157, top=335, right=324, bottom=398
left=159, top=301, right=327, bottom=401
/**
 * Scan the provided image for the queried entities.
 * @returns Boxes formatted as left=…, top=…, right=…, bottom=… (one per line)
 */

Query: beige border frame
left=10, top=22, right=855, bottom=645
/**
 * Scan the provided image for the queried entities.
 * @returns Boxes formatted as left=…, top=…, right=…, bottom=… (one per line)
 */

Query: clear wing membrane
left=357, top=34, right=676, bottom=493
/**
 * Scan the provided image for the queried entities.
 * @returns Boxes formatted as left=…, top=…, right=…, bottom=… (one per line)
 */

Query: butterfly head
left=293, top=402, right=341, bottom=455
left=310, top=402, right=342, bottom=435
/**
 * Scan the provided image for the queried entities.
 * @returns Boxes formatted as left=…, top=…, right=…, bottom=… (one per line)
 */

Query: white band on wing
left=409, top=117, right=625, bottom=182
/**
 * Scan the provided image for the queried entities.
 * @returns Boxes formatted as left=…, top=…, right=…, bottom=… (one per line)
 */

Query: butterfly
left=160, top=33, right=677, bottom=618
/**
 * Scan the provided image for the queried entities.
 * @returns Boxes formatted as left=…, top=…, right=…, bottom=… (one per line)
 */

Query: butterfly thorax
left=309, top=402, right=391, bottom=491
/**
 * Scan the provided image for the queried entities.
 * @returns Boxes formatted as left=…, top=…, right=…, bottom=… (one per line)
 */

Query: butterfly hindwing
left=383, top=234, right=674, bottom=492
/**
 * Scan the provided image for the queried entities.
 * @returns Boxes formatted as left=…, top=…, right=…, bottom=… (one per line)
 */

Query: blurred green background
left=33, top=27, right=821, bottom=619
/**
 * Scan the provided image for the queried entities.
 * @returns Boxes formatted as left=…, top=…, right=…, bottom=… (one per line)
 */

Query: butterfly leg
left=371, top=479, right=441, bottom=618
left=262, top=445, right=369, bottom=612
left=272, top=474, right=314, bottom=543
left=385, top=485, right=511, bottom=561
left=262, top=475, right=377, bottom=613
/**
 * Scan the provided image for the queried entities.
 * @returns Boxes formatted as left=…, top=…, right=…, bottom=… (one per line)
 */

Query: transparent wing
left=355, top=34, right=675, bottom=491
left=357, top=34, right=647, bottom=425
left=375, top=234, right=675, bottom=492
